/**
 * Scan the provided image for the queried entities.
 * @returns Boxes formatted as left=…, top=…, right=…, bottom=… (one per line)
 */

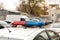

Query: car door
left=33, top=30, right=60, bottom=40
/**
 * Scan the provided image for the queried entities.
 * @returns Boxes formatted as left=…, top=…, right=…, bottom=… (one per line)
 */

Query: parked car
left=11, top=20, right=52, bottom=28
left=0, top=26, right=59, bottom=40
left=25, top=20, right=45, bottom=27
left=11, top=20, right=45, bottom=27
left=49, top=22, right=60, bottom=28
left=0, top=21, right=12, bottom=28
left=11, top=21, right=25, bottom=27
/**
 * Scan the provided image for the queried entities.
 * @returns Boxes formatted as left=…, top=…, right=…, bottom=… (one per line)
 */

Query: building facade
left=0, top=9, right=20, bottom=20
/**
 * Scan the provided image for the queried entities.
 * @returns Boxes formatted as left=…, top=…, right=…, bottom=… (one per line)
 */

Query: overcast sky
left=0, top=0, right=60, bottom=11
left=0, top=0, right=20, bottom=11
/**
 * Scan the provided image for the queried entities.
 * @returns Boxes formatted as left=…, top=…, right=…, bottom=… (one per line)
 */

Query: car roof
left=0, top=21, right=7, bottom=23
left=0, top=28, right=44, bottom=35
left=0, top=28, right=60, bottom=39
left=0, top=28, right=45, bottom=39
left=0, top=20, right=6, bottom=22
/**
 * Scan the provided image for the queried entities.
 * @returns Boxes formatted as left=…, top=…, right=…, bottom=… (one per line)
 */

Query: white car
left=49, top=23, right=60, bottom=28
left=0, top=21, right=12, bottom=27
left=0, top=27, right=60, bottom=40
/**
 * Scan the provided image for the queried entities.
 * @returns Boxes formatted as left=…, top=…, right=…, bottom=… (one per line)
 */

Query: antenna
left=4, top=25, right=11, bottom=33
left=6, top=27, right=11, bottom=33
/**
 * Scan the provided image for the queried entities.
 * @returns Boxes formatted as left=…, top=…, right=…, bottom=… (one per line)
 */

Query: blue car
left=25, top=20, right=45, bottom=27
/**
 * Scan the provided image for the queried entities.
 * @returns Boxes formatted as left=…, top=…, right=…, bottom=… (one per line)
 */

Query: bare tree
left=17, top=0, right=48, bottom=16
left=17, top=0, right=39, bottom=14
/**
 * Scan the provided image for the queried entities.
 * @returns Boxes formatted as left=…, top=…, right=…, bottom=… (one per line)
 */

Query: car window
left=33, top=31, right=48, bottom=40
left=47, top=30, right=60, bottom=40
left=33, top=30, right=60, bottom=40
left=40, top=31, right=48, bottom=40
left=33, top=35, right=46, bottom=40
